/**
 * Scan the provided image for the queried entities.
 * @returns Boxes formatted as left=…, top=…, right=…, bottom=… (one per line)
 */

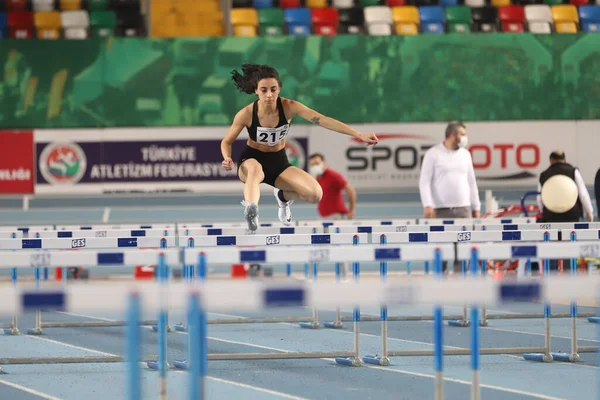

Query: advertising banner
left=34, top=127, right=309, bottom=194
left=308, top=121, right=579, bottom=190
left=0, top=130, right=34, bottom=194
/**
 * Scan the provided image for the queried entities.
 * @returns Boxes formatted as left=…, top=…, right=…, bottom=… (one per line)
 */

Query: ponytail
left=231, top=63, right=282, bottom=94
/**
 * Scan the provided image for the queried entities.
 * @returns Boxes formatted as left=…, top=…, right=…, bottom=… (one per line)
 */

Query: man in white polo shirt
left=419, top=121, right=481, bottom=220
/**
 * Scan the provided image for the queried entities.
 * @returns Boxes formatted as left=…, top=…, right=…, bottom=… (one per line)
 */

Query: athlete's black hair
left=231, top=63, right=282, bottom=94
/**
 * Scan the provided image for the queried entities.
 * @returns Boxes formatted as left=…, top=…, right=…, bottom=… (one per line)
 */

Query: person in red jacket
left=308, top=153, right=356, bottom=280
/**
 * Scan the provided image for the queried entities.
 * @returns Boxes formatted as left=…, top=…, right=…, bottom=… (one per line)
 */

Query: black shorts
left=237, top=146, right=292, bottom=187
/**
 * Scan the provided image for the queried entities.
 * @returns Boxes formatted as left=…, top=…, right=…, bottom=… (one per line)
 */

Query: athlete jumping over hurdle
left=221, top=64, right=378, bottom=232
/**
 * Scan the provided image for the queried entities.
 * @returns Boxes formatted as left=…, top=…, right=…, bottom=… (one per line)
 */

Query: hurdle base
left=174, top=323, right=188, bottom=332
left=588, top=317, right=600, bottom=324
left=299, top=322, right=319, bottom=329
left=523, top=353, right=553, bottom=362
left=147, top=361, right=171, bottom=370
left=3, top=328, right=19, bottom=336
left=447, top=319, right=469, bottom=327
left=480, top=319, right=489, bottom=327
left=173, top=360, right=188, bottom=370
left=335, top=357, right=362, bottom=367
left=151, top=325, right=173, bottom=333
left=26, top=328, right=43, bottom=336
left=362, top=356, right=390, bottom=366
left=551, top=352, right=580, bottom=362
left=323, top=321, right=343, bottom=329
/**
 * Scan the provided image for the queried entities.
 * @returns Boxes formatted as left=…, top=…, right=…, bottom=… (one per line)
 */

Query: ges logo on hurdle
left=456, top=232, right=471, bottom=242
left=71, top=238, right=87, bottom=248
left=266, top=235, right=281, bottom=245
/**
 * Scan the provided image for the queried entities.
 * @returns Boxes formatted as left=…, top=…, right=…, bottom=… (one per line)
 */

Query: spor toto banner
left=0, top=130, right=34, bottom=194
left=308, top=121, right=579, bottom=189
left=34, top=128, right=308, bottom=194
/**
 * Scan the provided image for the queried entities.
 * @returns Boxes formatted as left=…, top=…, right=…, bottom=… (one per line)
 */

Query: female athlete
left=221, top=63, right=378, bottom=232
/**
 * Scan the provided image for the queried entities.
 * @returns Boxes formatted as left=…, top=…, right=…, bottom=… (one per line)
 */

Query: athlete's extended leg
left=239, top=159, right=265, bottom=231
left=273, top=167, right=323, bottom=225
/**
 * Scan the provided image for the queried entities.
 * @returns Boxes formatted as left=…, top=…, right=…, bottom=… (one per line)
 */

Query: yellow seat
left=34, top=11, right=62, bottom=39
left=306, top=0, right=328, bottom=7
left=234, top=25, right=257, bottom=36
left=392, top=6, right=419, bottom=34
left=491, top=0, right=511, bottom=6
left=231, top=8, right=258, bottom=26
left=551, top=5, right=578, bottom=33
left=60, top=0, right=82, bottom=10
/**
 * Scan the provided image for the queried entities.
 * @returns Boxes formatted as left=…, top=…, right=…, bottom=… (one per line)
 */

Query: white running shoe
left=273, top=189, right=293, bottom=226
left=241, top=201, right=259, bottom=232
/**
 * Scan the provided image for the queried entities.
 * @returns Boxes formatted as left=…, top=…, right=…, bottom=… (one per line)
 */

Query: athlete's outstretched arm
left=288, top=100, right=378, bottom=146
left=221, top=109, right=248, bottom=170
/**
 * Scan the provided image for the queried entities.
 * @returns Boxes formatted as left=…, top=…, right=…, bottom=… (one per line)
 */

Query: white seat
left=332, top=0, right=355, bottom=8
left=64, top=27, right=88, bottom=39
left=528, top=21, right=552, bottom=33
left=61, top=10, right=90, bottom=28
left=464, top=0, right=485, bottom=7
left=367, top=23, right=392, bottom=35
left=364, top=6, right=393, bottom=24
left=525, top=5, right=552, bottom=22
left=33, top=0, right=55, bottom=11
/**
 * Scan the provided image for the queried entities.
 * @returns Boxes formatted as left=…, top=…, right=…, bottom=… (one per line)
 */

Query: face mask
left=458, top=135, right=468, bottom=149
left=309, top=164, right=324, bottom=177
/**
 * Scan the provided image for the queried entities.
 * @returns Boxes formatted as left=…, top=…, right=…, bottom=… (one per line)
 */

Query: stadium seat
left=7, top=11, right=34, bottom=38
left=419, top=6, right=445, bottom=33
left=116, top=10, right=145, bottom=36
left=280, top=0, right=301, bottom=8
left=391, top=6, right=419, bottom=34
left=472, top=6, right=498, bottom=31
left=516, top=0, right=545, bottom=5
left=465, top=0, right=485, bottom=7
left=498, top=5, right=525, bottom=31
left=307, top=0, right=328, bottom=7
left=525, top=4, right=552, bottom=33
left=360, top=0, right=382, bottom=5
left=231, top=8, right=259, bottom=36
left=233, top=0, right=253, bottom=7
left=90, top=10, right=116, bottom=37
left=387, top=0, right=407, bottom=6
left=551, top=4, right=579, bottom=32
left=365, top=6, right=393, bottom=35
left=333, top=0, right=356, bottom=7
left=445, top=6, right=472, bottom=32
left=62, top=10, right=89, bottom=38
left=254, top=0, right=274, bottom=8
left=578, top=5, right=600, bottom=31
left=284, top=7, right=312, bottom=35
left=338, top=7, right=365, bottom=32
left=311, top=7, right=339, bottom=35
left=439, top=0, right=459, bottom=6
left=258, top=8, right=284, bottom=35
left=544, top=0, right=562, bottom=4
left=570, top=0, right=588, bottom=6
left=34, top=11, right=61, bottom=38
left=60, top=0, right=82, bottom=10
left=33, top=0, right=55, bottom=12
left=87, top=0, right=109, bottom=11
left=491, top=0, right=511, bottom=6
left=7, top=0, right=28, bottom=11
left=0, top=13, right=7, bottom=38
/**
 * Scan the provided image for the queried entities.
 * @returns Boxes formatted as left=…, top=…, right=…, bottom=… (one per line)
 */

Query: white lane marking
left=0, top=378, right=62, bottom=400
left=26, top=335, right=115, bottom=357
left=207, top=376, right=309, bottom=400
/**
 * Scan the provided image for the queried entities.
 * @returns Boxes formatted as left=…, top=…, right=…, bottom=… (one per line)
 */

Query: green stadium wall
left=1, top=34, right=599, bottom=129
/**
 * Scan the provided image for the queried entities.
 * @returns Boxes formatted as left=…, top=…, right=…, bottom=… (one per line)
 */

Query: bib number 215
left=257, top=125, right=289, bottom=146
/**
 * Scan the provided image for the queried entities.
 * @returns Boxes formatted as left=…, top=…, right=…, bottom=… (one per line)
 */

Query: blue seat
left=0, top=13, right=6, bottom=38
left=284, top=7, right=312, bottom=35
left=419, top=6, right=445, bottom=33
left=439, top=0, right=459, bottom=6
left=254, top=0, right=274, bottom=8
left=579, top=5, right=600, bottom=32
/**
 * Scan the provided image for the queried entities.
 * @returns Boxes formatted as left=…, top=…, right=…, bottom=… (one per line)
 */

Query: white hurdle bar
left=179, top=226, right=322, bottom=237
left=56, top=223, right=176, bottom=230
left=185, top=233, right=368, bottom=248
left=475, top=222, right=600, bottom=231
left=33, top=229, right=176, bottom=239
left=0, top=237, right=177, bottom=250
left=420, top=217, right=536, bottom=225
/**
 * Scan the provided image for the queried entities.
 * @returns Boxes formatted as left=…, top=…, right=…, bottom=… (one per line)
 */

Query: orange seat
left=60, top=0, right=82, bottom=10
left=34, top=11, right=62, bottom=39
left=551, top=5, right=579, bottom=32
left=392, top=6, right=419, bottom=34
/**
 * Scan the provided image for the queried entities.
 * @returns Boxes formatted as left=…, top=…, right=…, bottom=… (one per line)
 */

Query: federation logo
left=285, top=138, right=306, bottom=170
left=39, top=143, right=87, bottom=185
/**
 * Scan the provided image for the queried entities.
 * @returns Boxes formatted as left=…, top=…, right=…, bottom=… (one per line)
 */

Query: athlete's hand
left=358, top=132, right=378, bottom=146
left=222, top=157, right=234, bottom=171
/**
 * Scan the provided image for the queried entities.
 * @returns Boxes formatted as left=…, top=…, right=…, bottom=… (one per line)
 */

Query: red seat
left=312, top=7, right=339, bottom=35
left=280, top=0, right=301, bottom=8
left=387, top=0, right=407, bottom=6
left=569, top=0, right=588, bottom=5
left=6, top=0, right=28, bottom=11
left=7, top=11, right=34, bottom=39
left=498, top=5, right=525, bottom=32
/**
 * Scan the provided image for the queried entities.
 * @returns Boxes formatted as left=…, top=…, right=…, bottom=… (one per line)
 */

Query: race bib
left=256, top=124, right=290, bottom=146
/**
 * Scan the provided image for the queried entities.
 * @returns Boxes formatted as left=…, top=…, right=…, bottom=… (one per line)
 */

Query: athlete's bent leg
left=238, top=159, right=265, bottom=232
left=274, top=167, right=323, bottom=203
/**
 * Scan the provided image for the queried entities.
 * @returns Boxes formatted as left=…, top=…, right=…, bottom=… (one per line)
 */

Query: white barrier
left=56, top=224, right=175, bottom=230
left=475, top=222, right=600, bottom=231
left=0, top=231, right=24, bottom=239
left=332, top=225, right=471, bottom=234
left=420, top=218, right=536, bottom=225
left=0, top=225, right=53, bottom=232
left=381, top=230, right=559, bottom=243
left=179, top=226, right=321, bottom=237
left=297, top=219, right=417, bottom=227
left=562, top=229, right=600, bottom=241
left=34, top=229, right=176, bottom=239
left=187, top=233, right=368, bottom=248
left=0, top=237, right=176, bottom=251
